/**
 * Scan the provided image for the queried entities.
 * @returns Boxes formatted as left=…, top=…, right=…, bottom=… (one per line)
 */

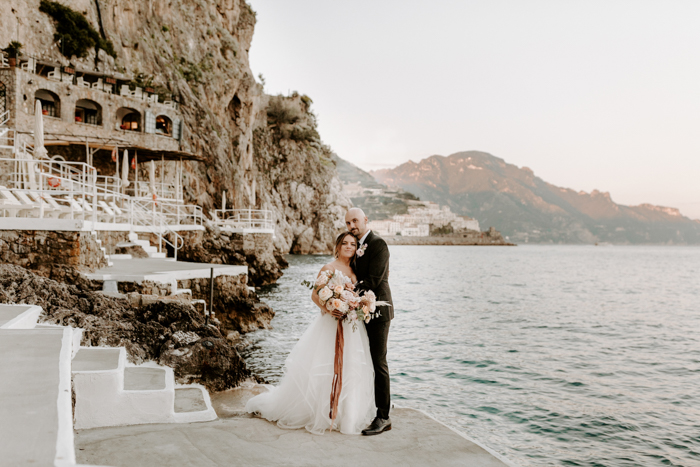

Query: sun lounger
left=27, top=191, right=73, bottom=219
left=0, top=186, right=41, bottom=217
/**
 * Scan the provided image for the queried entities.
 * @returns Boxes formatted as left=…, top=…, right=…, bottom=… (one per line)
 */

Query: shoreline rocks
left=0, top=264, right=253, bottom=391
left=383, top=228, right=514, bottom=246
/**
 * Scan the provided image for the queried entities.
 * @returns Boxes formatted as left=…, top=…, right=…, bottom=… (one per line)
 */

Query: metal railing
left=129, top=198, right=184, bottom=260
left=212, top=209, right=275, bottom=232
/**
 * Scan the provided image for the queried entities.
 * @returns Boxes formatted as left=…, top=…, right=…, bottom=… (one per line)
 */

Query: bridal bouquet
left=302, top=270, right=383, bottom=331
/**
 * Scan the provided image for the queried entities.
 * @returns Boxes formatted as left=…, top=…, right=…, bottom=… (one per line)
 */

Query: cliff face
left=373, top=151, right=700, bottom=244
left=2, top=0, right=349, bottom=254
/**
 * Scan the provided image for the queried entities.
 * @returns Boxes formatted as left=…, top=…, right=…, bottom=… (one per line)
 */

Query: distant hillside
left=332, top=154, right=421, bottom=220
left=372, top=151, right=700, bottom=244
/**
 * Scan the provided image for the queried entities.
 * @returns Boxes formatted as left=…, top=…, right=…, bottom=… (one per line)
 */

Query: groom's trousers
left=365, top=319, right=391, bottom=419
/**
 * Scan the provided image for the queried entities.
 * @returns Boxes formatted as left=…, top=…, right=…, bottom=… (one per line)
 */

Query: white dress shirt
left=359, top=229, right=371, bottom=246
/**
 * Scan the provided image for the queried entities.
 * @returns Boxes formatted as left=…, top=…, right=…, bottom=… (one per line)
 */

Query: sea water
left=242, top=245, right=700, bottom=467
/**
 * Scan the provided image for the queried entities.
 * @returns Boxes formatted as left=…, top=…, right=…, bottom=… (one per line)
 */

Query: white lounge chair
left=91, top=78, right=103, bottom=90
left=0, top=53, right=8, bottom=68
left=47, top=67, right=61, bottom=81
left=131, top=87, right=143, bottom=99
left=0, top=186, right=41, bottom=217
left=120, top=85, right=131, bottom=96
left=12, top=190, right=54, bottom=218
left=27, top=191, right=73, bottom=219
left=61, top=73, right=74, bottom=84
left=20, top=58, right=36, bottom=74
left=149, top=94, right=159, bottom=103
left=76, top=77, right=91, bottom=88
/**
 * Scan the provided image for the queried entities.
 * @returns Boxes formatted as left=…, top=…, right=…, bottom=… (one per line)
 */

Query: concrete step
left=124, top=367, right=166, bottom=391
left=72, top=347, right=123, bottom=372
left=173, top=385, right=218, bottom=423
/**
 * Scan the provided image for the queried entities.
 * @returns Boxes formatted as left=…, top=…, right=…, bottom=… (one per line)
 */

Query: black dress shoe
left=362, top=417, right=392, bottom=435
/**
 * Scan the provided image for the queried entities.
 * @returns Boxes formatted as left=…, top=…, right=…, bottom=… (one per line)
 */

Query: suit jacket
left=354, top=231, right=393, bottom=322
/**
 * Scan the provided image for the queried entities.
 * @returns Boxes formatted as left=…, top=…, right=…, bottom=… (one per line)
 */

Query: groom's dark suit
left=354, top=230, right=393, bottom=420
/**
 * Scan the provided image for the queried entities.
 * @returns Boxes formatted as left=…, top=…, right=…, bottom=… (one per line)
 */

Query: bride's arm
left=311, top=267, right=332, bottom=314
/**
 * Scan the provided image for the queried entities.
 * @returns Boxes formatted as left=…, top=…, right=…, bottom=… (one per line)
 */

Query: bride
left=245, top=232, right=376, bottom=435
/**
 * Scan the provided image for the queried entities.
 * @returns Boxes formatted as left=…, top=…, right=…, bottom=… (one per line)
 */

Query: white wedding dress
left=245, top=292, right=376, bottom=435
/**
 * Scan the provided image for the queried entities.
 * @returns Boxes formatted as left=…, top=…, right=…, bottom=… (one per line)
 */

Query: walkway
left=75, top=388, right=513, bottom=467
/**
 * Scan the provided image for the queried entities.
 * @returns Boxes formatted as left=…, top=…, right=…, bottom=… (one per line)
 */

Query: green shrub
left=2, top=41, right=23, bottom=58
left=267, top=96, right=302, bottom=126
left=39, top=0, right=116, bottom=58
left=162, top=25, right=170, bottom=32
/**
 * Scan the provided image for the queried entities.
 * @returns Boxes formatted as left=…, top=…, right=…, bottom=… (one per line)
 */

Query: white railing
left=212, top=209, right=275, bottom=232
left=128, top=198, right=184, bottom=260
left=133, top=180, right=183, bottom=201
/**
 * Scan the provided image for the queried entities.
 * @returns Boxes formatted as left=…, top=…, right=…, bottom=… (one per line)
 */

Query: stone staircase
left=72, top=346, right=216, bottom=429
left=0, top=303, right=217, bottom=465
left=111, top=232, right=167, bottom=259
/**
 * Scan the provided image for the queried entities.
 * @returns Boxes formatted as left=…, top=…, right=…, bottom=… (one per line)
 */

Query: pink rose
left=331, top=298, right=344, bottom=311
left=333, top=285, right=344, bottom=295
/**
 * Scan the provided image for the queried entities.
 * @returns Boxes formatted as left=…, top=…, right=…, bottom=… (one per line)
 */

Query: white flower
left=338, top=300, right=349, bottom=313
left=315, top=273, right=330, bottom=288
left=326, top=301, right=334, bottom=311
left=318, top=287, right=332, bottom=302
left=328, top=272, right=347, bottom=289
left=340, top=290, right=355, bottom=302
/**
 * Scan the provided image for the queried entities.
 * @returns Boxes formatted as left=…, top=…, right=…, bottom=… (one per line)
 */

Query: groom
left=345, top=207, right=394, bottom=436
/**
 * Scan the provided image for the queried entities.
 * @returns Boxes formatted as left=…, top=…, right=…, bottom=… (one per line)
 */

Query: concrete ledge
left=84, top=258, right=247, bottom=283
left=0, top=304, right=42, bottom=329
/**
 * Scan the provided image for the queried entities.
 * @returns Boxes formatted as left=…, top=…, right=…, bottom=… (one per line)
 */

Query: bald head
left=345, top=208, right=368, bottom=238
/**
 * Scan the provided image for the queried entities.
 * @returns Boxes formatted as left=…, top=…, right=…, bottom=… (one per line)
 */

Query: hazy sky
left=247, top=1, right=700, bottom=218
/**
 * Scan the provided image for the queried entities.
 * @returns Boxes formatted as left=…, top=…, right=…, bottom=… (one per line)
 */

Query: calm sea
left=241, top=245, right=700, bottom=467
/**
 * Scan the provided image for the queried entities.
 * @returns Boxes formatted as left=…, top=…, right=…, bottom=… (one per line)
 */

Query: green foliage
left=267, top=96, right=302, bottom=126
left=257, top=73, right=266, bottom=86
left=2, top=41, right=23, bottom=58
left=300, top=94, right=313, bottom=106
left=289, top=125, right=319, bottom=143
left=432, top=225, right=454, bottom=235
left=176, top=56, right=212, bottom=85
left=396, top=191, right=420, bottom=201
left=39, top=0, right=116, bottom=58
left=162, top=25, right=170, bottom=32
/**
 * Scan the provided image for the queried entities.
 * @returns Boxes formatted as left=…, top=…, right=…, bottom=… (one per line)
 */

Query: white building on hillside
left=367, top=202, right=478, bottom=237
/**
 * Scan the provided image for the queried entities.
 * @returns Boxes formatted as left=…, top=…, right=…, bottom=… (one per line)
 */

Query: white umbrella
left=121, top=149, right=130, bottom=189
left=149, top=160, right=156, bottom=196
left=27, top=100, right=45, bottom=190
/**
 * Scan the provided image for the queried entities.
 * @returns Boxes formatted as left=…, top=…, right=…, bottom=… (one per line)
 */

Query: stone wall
left=0, top=229, right=108, bottom=278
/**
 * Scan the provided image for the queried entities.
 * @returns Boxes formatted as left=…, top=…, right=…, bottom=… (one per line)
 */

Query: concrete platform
left=75, top=387, right=513, bottom=467
left=84, top=258, right=247, bottom=282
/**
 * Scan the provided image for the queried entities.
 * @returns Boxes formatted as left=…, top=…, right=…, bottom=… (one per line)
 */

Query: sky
left=247, top=0, right=700, bottom=219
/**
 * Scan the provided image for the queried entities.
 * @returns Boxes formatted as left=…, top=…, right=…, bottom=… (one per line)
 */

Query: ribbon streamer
left=329, top=318, right=344, bottom=430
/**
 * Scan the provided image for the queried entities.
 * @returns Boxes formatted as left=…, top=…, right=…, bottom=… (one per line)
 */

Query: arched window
left=35, top=89, right=60, bottom=118
left=155, top=115, right=172, bottom=136
left=116, top=107, right=141, bottom=132
left=74, top=99, right=102, bottom=126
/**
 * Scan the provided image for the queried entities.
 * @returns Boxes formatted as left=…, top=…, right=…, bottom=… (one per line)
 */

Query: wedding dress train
left=245, top=310, right=376, bottom=435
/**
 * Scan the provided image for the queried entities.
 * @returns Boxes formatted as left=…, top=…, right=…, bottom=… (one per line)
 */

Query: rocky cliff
left=373, top=151, right=700, bottom=244
left=1, top=0, right=350, bottom=254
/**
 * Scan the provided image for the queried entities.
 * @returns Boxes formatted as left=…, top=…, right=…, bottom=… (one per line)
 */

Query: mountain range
left=367, top=151, right=700, bottom=244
